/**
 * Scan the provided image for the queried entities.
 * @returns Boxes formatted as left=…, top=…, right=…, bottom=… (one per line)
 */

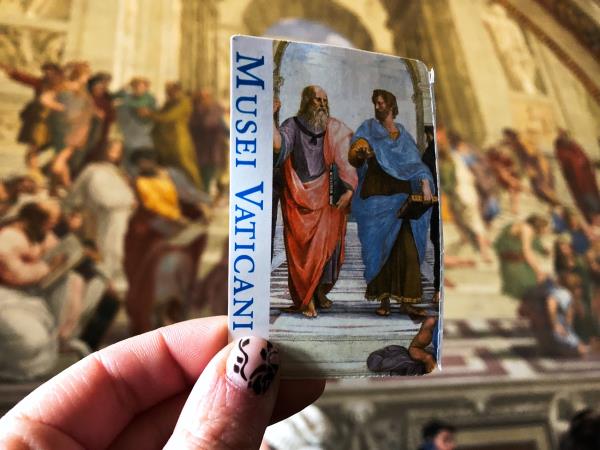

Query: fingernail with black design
left=226, top=336, right=280, bottom=395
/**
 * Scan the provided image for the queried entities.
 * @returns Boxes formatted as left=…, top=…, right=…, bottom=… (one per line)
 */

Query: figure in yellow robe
left=148, top=82, right=203, bottom=189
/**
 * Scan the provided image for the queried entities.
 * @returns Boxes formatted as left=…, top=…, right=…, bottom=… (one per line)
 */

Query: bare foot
left=316, top=297, right=332, bottom=309
left=316, top=288, right=333, bottom=309
left=401, top=304, right=428, bottom=318
left=376, top=297, right=391, bottom=316
left=301, top=298, right=318, bottom=318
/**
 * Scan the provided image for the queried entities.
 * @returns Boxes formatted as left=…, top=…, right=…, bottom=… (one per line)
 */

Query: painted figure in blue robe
left=349, top=89, right=434, bottom=316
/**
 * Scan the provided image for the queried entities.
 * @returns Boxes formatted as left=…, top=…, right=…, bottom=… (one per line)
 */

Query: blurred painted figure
left=0, top=203, right=87, bottom=380
left=486, top=138, right=523, bottom=214
left=1, top=62, right=63, bottom=175
left=65, top=140, right=136, bottom=292
left=190, top=89, right=228, bottom=193
left=494, top=214, right=549, bottom=301
left=143, top=82, right=202, bottom=188
left=124, top=149, right=209, bottom=334
left=447, top=130, right=493, bottom=261
left=47, top=61, right=96, bottom=187
left=78, top=72, right=116, bottom=170
left=502, top=128, right=560, bottom=206
left=555, top=129, right=600, bottom=225
left=115, top=77, right=157, bottom=173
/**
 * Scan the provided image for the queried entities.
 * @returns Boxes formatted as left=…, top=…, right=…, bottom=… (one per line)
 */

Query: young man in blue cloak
left=349, top=89, right=434, bottom=316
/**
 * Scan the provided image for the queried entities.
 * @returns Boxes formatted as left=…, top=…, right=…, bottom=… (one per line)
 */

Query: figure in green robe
left=494, top=215, right=549, bottom=300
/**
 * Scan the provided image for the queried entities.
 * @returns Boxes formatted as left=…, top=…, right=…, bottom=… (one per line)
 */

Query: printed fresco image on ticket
left=229, top=35, right=443, bottom=378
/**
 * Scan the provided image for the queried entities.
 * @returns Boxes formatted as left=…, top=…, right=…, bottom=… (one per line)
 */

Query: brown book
left=396, top=194, right=438, bottom=220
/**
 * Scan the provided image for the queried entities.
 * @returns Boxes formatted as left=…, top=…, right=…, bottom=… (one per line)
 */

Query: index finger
left=2, top=316, right=228, bottom=449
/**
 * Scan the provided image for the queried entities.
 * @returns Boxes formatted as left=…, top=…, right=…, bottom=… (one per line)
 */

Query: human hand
left=335, top=190, right=353, bottom=210
left=356, top=144, right=373, bottom=159
left=421, top=179, right=433, bottom=202
left=0, top=317, right=325, bottom=449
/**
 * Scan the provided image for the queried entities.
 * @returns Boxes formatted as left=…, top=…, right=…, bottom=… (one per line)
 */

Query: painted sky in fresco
left=276, top=41, right=418, bottom=138
left=265, top=19, right=416, bottom=137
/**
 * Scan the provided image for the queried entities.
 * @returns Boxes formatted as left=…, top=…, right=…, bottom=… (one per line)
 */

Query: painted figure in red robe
left=555, top=129, right=600, bottom=224
left=273, top=86, right=358, bottom=317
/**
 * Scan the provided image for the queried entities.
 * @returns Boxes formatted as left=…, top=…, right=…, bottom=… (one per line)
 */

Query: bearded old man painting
left=350, top=89, right=434, bottom=316
left=273, top=85, right=358, bottom=318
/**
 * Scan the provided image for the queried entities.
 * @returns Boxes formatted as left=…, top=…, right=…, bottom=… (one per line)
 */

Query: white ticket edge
left=228, top=35, right=274, bottom=341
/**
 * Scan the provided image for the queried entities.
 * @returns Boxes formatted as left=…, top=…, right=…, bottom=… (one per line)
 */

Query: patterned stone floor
left=429, top=318, right=600, bottom=381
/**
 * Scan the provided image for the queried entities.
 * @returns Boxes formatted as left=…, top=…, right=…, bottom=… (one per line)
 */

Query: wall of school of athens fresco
left=221, top=0, right=600, bottom=154
left=1, top=0, right=600, bottom=448
left=0, top=0, right=598, bottom=166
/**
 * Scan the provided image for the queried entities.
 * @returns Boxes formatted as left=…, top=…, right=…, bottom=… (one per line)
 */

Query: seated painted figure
left=124, top=149, right=210, bottom=335
left=349, top=89, right=434, bottom=317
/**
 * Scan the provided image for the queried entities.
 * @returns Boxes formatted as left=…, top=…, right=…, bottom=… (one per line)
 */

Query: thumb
left=165, top=336, right=280, bottom=449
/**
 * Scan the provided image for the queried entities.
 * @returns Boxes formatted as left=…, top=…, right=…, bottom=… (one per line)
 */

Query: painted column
left=447, top=0, right=513, bottom=146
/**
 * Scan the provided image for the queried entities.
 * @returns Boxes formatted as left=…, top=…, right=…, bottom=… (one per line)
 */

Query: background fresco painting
left=0, top=1, right=599, bottom=448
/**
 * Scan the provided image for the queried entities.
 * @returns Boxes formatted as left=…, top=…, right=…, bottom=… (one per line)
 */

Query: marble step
left=271, top=312, right=423, bottom=378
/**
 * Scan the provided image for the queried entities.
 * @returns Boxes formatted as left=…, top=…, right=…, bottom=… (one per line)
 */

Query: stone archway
left=241, top=0, right=375, bottom=51
left=380, top=0, right=600, bottom=150
left=214, top=0, right=395, bottom=100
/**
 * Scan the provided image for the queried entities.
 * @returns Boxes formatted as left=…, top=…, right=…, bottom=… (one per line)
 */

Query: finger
left=1, top=317, right=227, bottom=450
left=109, top=379, right=325, bottom=449
left=165, top=336, right=280, bottom=449
left=109, top=391, right=189, bottom=450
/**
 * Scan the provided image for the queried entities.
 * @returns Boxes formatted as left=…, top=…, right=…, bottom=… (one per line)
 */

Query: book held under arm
left=329, top=164, right=348, bottom=206
left=40, top=234, right=85, bottom=290
left=397, top=194, right=439, bottom=220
